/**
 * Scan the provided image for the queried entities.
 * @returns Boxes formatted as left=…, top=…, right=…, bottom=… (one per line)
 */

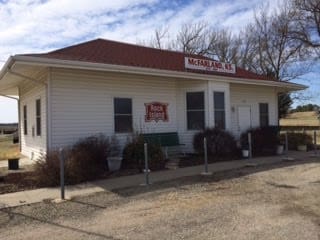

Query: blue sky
left=0, top=0, right=319, bottom=123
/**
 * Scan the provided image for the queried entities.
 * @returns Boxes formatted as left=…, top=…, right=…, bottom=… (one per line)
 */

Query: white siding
left=176, top=80, right=206, bottom=152
left=19, top=74, right=47, bottom=160
left=176, top=80, right=231, bottom=151
left=49, top=68, right=279, bottom=154
left=50, top=69, right=178, bottom=149
left=230, top=83, right=278, bottom=137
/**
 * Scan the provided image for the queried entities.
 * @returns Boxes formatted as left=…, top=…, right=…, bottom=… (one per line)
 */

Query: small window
left=114, top=98, right=133, bottom=133
left=23, top=105, right=27, bottom=135
left=36, top=99, right=41, bottom=136
left=214, top=92, right=225, bottom=129
left=186, top=92, right=205, bottom=130
left=259, top=103, right=269, bottom=127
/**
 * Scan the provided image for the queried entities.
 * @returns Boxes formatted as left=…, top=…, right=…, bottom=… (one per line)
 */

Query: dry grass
left=0, top=135, right=19, bottom=160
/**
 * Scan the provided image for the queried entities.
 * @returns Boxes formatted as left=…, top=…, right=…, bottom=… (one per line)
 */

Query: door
left=237, top=106, right=252, bottom=134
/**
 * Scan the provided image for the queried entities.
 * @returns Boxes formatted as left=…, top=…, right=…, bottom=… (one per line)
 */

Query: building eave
left=2, top=55, right=308, bottom=92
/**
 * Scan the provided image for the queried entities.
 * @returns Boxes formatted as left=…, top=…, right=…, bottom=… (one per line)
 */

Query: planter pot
left=276, top=145, right=284, bottom=155
left=8, top=158, right=19, bottom=170
left=107, top=157, right=122, bottom=171
left=297, top=145, right=307, bottom=152
left=242, top=150, right=249, bottom=158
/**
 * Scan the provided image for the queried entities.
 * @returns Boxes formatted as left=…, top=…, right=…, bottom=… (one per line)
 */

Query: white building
left=0, top=39, right=306, bottom=159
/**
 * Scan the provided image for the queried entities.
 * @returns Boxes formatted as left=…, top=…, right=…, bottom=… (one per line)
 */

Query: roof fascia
left=11, top=55, right=307, bottom=91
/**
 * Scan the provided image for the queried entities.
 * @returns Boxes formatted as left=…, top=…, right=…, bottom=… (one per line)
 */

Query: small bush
left=193, top=127, right=238, bottom=161
left=34, top=151, right=64, bottom=187
left=240, top=126, right=280, bottom=156
left=279, top=132, right=313, bottom=150
left=122, top=134, right=165, bottom=171
left=34, top=134, right=119, bottom=186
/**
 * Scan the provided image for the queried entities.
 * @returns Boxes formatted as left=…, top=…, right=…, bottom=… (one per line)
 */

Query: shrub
left=240, top=126, right=280, bottom=156
left=34, top=134, right=118, bottom=186
left=34, top=151, right=65, bottom=187
left=279, top=132, right=313, bottom=150
left=193, top=127, right=238, bottom=161
left=122, top=134, right=165, bottom=171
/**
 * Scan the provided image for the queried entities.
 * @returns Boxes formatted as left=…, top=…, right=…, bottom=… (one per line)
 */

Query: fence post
left=314, top=130, right=317, bottom=154
left=144, top=143, right=150, bottom=185
left=282, top=131, right=294, bottom=161
left=59, top=148, right=65, bottom=200
left=285, top=131, right=289, bottom=155
left=201, top=137, right=212, bottom=175
left=248, top=132, right=252, bottom=159
left=310, top=130, right=318, bottom=157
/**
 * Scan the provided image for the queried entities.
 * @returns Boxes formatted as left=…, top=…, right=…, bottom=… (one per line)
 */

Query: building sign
left=145, top=102, right=169, bottom=122
left=184, top=57, right=236, bottom=74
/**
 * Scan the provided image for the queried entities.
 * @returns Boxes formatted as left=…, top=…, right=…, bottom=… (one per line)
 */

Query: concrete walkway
left=0, top=151, right=318, bottom=209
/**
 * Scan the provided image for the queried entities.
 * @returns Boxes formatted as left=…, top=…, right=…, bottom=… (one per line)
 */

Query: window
left=214, top=91, right=225, bottom=129
left=36, top=99, right=41, bottom=136
left=23, top=105, right=27, bottom=135
left=259, top=103, right=269, bottom=127
left=186, top=92, right=205, bottom=130
left=114, top=98, right=133, bottom=133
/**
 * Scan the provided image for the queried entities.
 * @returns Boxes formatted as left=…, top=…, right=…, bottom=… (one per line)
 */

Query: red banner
left=144, top=102, right=169, bottom=122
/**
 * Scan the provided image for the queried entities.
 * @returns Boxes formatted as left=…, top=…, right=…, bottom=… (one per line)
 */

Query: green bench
left=142, top=132, right=185, bottom=159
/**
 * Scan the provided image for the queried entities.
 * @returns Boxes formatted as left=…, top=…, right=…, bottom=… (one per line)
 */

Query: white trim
left=6, top=55, right=307, bottom=91
left=47, top=69, right=52, bottom=150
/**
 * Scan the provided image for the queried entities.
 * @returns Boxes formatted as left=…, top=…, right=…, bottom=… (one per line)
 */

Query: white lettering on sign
left=184, top=57, right=236, bottom=74
left=145, top=102, right=169, bottom=122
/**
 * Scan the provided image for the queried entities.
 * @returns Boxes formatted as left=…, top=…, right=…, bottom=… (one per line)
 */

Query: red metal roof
left=23, top=38, right=271, bottom=81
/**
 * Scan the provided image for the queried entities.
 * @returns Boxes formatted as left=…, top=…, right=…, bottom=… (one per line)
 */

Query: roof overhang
left=0, top=55, right=307, bottom=96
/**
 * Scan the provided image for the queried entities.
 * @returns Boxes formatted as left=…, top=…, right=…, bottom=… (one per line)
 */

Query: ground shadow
left=95, top=157, right=320, bottom=198
left=0, top=207, right=120, bottom=240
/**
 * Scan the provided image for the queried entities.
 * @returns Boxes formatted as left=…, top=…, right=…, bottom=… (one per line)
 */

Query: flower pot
left=297, top=145, right=307, bottom=151
left=276, top=145, right=284, bottom=155
left=8, top=158, right=19, bottom=170
left=242, top=150, right=249, bottom=158
left=107, top=156, right=122, bottom=171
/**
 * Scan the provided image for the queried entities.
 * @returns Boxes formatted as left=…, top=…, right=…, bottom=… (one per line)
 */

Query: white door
left=237, top=106, right=252, bottom=134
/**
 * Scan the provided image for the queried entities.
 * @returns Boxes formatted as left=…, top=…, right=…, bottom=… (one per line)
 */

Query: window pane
left=36, top=99, right=41, bottom=136
left=114, top=98, right=132, bottom=114
left=23, top=105, right=27, bottom=135
left=36, top=118, right=41, bottom=136
left=186, top=92, right=204, bottom=110
left=187, top=111, right=205, bottom=130
left=214, top=92, right=225, bottom=110
left=259, top=103, right=268, bottom=114
left=215, top=111, right=225, bottom=129
left=260, top=116, right=269, bottom=127
left=259, top=103, right=269, bottom=127
left=115, top=116, right=133, bottom=133
left=36, top=99, right=41, bottom=116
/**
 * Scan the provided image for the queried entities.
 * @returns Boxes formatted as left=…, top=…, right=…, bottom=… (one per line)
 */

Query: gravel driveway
left=1, top=159, right=320, bottom=240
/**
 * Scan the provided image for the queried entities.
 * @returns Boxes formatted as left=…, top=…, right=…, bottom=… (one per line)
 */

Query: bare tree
left=149, top=26, right=170, bottom=49
left=247, top=4, right=307, bottom=81
left=175, top=22, right=211, bottom=55
left=207, top=29, right=242, bottom=64
left=290, top=0, right=320, bottom=49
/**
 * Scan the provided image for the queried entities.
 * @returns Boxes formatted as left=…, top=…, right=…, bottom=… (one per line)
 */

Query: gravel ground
left=0, top=159, right=320, bottom=240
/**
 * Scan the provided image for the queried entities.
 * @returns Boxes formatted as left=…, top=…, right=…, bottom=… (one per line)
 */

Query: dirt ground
left=0, top=159, right=320, bottom=240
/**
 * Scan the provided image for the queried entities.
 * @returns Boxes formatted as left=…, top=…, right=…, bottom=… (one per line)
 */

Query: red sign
left=145, top=102, right=169, bottom=122
left=185, top=57, right=236, bottom=74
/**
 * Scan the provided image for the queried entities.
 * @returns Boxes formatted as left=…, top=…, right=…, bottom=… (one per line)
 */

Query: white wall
left=230, top=83, right=278, bottom=137
left=19, top=74, right=47, bottom=160
left=49, top=68, right=279, bottom=154
left=49, top=69, right=178, bottom=149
